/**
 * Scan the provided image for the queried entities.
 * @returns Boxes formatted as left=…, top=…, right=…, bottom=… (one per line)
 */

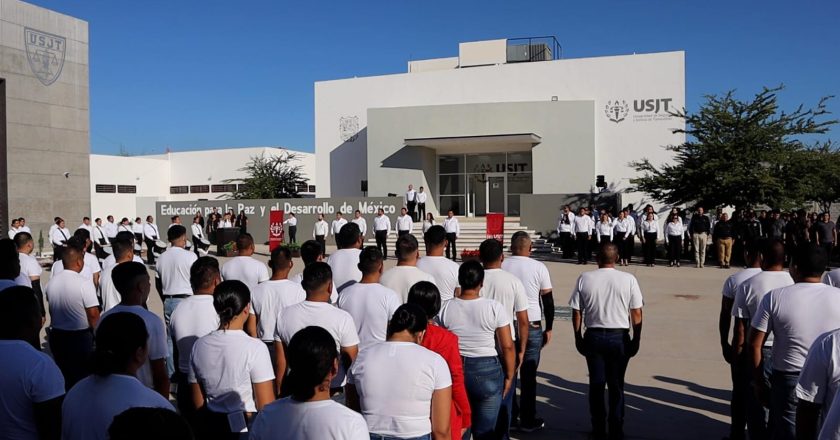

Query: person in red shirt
left=408, top=281, right=471, bottom=439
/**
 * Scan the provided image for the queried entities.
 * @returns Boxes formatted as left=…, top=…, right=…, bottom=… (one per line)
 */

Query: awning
left=403, top=133, right=541, bottom=152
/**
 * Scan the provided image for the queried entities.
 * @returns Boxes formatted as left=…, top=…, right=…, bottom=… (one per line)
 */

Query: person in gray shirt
left=814, top=213, right=837, bottom=266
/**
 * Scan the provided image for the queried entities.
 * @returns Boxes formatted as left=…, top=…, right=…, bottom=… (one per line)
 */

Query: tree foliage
left=629, top=86, right=836, bottom=210
left=224, top=151, right=307, bottom=200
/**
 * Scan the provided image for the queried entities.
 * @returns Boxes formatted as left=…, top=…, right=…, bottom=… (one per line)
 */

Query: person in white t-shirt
left=381, top=234, right=436, bottom=303
left=337, top=246, right=401, bottom=350
left=750, top=244, right=840, bottom=440
left=418, top=225, right=461, bottom=302
left=274, top=262, right=360, bottom=393
left=72, top=228, right=102, bottom=289
left=102, top=231, right=145, bottom=273
left=13, top=231, right=45, bottom=317
left=347, top=304, right=452, bottom=439
left=569, top=242, right=643, bottom=439
left=170, top=256, right=221, bottom=415
left=100, top=262, right=169, bottom=398
left=189, top=280, right=275, bottom=436
left=220, top=233, right=270, bottom=290
left=502, top=231, right=555, bottom=431
left=250, top=326, right=369, bottom=440
left=0, top=286, right=65, bottom=440
left=290, top=240, right=338, bottom=301
left=61, top=312, right=174, bottom=440
left=438, top=261, right=515, bottom=440
left=327, top=221, right=364, bottom=294
left=45, top=246, right=101, bottom=389
left=796, top=328, right=840, bottom=439
left=247, top=246, right=306, bottom=345
left=352, top=210, right=368, bottom=238
left=100, top=239, right=138, bottom=313
left=478, top=238, right=529, bottom=437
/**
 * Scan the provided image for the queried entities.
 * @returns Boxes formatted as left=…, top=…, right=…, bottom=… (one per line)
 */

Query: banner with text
left=486, top=212, right=504, bottom=241
left=268, top=210, right=284, bottom=251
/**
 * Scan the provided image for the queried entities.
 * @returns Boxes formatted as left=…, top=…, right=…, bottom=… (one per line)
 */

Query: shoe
left=669, top=262, right=673, bottom=267
left=519, top=418, right=545, bottom=433
left=676, top=262, right=680, bottom=267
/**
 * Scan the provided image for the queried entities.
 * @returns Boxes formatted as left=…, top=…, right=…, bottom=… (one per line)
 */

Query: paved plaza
left=39, top=245, right=736, bottom=440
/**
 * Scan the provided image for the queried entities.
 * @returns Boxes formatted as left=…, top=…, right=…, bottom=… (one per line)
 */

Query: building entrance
left=438, top=152, right=532, bottom=216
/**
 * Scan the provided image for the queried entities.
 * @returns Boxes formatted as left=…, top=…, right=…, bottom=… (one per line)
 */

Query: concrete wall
left=89, top=154, right=169, bottom=222
left=366, top=101, right=595, bottom=216
left=519, top=193, right=621, bottom=236
left=315, top=50, right=685, bottom=209
left=1, top=0, right=90, bottom=238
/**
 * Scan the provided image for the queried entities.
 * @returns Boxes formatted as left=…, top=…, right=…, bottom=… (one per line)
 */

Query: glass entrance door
left=467, top=173, right=506, bottom=216
left=487, top=174, right=506, bottom=214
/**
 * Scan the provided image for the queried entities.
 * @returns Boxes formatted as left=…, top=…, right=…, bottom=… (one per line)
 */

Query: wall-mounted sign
left=24, top=28, right=66, bottom=86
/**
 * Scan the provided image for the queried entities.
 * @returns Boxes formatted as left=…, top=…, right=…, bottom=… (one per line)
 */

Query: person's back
left=734, top=270, right=794, bottom=325
left=439, top=296, right=507, bottom=358
left=416, top=255, right=459, bottom=301
left=251, top=279, right=305, bottom=341
left=170, top=294, right=220, bottom=374
left=381, top=265, right=435, bottom=303
left=46, top=270, right=98, bottom=331
left=250, top=397, right=369, bottom=440
left=327, top=248, right=362, bottom=292
left=156, top=246, right=197, bottom=295
left=570, top=268, right=642, bottom=327
left=100, top=304, right=166, bottom=390
left=221, top=255, right=270, bottom=289
left=338, top=282, right=401, bottom=350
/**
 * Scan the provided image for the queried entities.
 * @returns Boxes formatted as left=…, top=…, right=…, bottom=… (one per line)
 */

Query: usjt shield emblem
left=604, top=100, right=630, bottom=124
left=339, top=116, right=359, bottom=142
left=24, top=28, right=66, bottom=86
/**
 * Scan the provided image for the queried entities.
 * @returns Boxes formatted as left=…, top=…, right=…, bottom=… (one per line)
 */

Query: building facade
left=1, top=0, right=90, bottom=238
left=315, top=38, right=685, bottom=216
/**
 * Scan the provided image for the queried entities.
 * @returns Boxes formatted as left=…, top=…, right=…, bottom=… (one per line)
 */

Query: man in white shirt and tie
left=395, top=208, right=413, bottom=237
left=50, top=218, right=71, bottom=262
left=405, top=184, right=417, bottom=221
left=284, top=213, right=298, bottom=243
left=351, top=210, right=367, bottom=238
left=443, top=210, right=460, bottom=261
left=312, top=214, right=329, bottom=255
left=557, top=205, right=575, bottom=259
left=143, top=216, right=160, bottom=265
left=373, top=209, right=392, bottom=259
left=416, top=186, right=427, bottom=222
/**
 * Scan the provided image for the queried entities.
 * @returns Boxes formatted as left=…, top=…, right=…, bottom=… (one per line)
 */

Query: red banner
left=486, top=212, right=504, bottom=242
left=269, top=210, right=285, bottom=251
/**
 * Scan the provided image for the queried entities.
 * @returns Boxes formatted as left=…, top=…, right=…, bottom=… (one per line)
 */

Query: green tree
left=800, top=141, right=840, bottom=212
left=629, top=86, right=836, bottom=210
left=224, top=150, right=307, bottom=199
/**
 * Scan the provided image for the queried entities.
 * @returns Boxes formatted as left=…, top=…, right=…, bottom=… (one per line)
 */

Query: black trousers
left=643, top=233, right=658, bottom=265
left=576, top=233, right=590, bottom=263
left=417, top=203, right=426, bottom=222
left=134, top=233, right=144, bottom=255
left=446, top=232, right=458, bottom=261
left=407, top=200, right=417, bottom=220
left=288, top=225, right=297, bottom=243
left=315, top=235, right=325, bottom=255
left=667, top=235, right=682, bottom=262
left=821, top=242, right=833, bottom=265
left=144, top=237, right=157, bottom=264
left=559, top=231, right=573, bottom=258
left=375, top=230, right=388, bottom=259
left=49, top=328, right=94, bottom=390
left=53, top=245, right=65, bottom=263
left=617, top=235, right=634, bottom=261
left=193, top=238, right=209, bottom=257
left=584, top=329, right=631, bottom=437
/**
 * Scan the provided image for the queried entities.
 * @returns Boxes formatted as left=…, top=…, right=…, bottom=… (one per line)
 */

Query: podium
left=216, top=228, right=240, bottom=256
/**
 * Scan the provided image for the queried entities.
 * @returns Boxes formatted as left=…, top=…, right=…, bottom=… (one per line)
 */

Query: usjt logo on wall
left=604, top=98, right=674, bottom=123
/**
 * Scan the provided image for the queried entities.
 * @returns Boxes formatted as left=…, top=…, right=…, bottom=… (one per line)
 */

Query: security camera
left=63, top=172, right=70, bottom=178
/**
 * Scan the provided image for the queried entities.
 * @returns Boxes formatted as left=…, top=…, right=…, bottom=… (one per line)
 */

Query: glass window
left=507, top=173, right=533, bottom=194
left=439, top=196, right=465, bottom=216
left=439, top=175, right=465, bottom=195
left=508, top=195, right=521, bottom=216
left=438, top=155, right=464, bottom=174
left=466, top=153, right=506, bottom=174
left=507, top=152, right=532, bottom=173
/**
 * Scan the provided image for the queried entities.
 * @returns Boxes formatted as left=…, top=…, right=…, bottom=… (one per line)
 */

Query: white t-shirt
left=170, top=295, right=220, bottom=374
left=155, top=247, right=197, bottom=296
left=337, top=283, right=402, bottom=350
left=797, top=328, right=840, bottom=424
left=348, top=342, right=451, bottom=437
left=327, top=248, right=363, bottom=292
left=102, top=255, right=143, bottom=273
left=569, top=268, right=644, bottom=329
left=824, top=269, right=840, bottom=288
left=438, top=297, right=510, bottom=358
left=480, top=268, right=529, bottom=340
left=100, top=305, right=167, bottom=389
left=249, top=398, right=369, bottom=440
left=753, top=283, right=840, bottom=372
left=189, top=329, right=274, bottom=413
left=0, top=340, right=65, bottom=440
left=416, top=256, right=460, bottom=302
left=380, top=266, right=436, bottom=303
left=51, top=252, right=101, bottom=282
left=61, top=374, right=173, bottom=440
left=221, top=256, right=270, bottom=290
left=502, top=256, right=553, bottom=322
left=274, top=301, right=360, bottom=388
left=250, top=279, right=306, bottom=341
left=45, top=270, right=99, bottom=331
left=732, top=271, right=795, bottom=346
left=16, top=253, right=42, bottom=289
left=722, top=267, right=763, bottom=299
left=99, top=263, right=121, bottom=313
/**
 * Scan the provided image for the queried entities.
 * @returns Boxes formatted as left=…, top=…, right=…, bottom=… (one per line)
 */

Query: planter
left=217, top=249, right=237, bottom=258
left=291, top=249, right=302, bottom=258
left=460, top=254, right=481, bottom=263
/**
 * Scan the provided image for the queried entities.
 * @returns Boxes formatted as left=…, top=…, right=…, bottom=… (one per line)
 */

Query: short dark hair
left=302, top=262, right=332, bottom=293
left=793, top=243, right=827, bottom=278
left=60, top=244, right=84, bottom=269
left=167, top=225, right=187, bottom=242
left=112, top=262, right=149, bottom=298
left=458, top=260, right=484, bottom=290
left=65, top=236, right=86, bottom=251
left=93, top=312, right=148, bottom=376
left=112, top=238, right=133, bottom=261
left=190, top=256, right=220, bottom=291
left=236, top=233, right=254, bottom=250
left=270, top=246, right=292, bottom=272
left=510, top=231, right=531, bottom=253
left=336, top=222, right=361, bottom=249
left=116, top=230, right=136, bottom=243
left=407, top=281, right=441, bottom=320
left=109, top=407, right=194, bottom=440
left=13, top=231, right=33, bottom=249
left=0, top=286, right=40, bottom=338
left=395, top=234, right=419, bottom=261
left=386, top=304, right=428, bottom=338
left=214, top=280, right=250, bottom=328
left=286, top=326, right=338, bottom=402
left=423, top=225, right=447, bottom=247
left=358, top=246, right=383, bottom=274
left=300, top=240, right=324, bottom=265
left=0, top=239, right=20, bottom=279
left=596, top=242, right=619, bottom=265
left=479, top=239, right=503, bottom=264
left=171, top=215, right=180, bottom=223
left=760, top=239, right=786, bottom=267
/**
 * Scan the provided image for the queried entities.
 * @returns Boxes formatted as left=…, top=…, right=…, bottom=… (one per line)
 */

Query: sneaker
left=519, top=418, right=545, bottom=433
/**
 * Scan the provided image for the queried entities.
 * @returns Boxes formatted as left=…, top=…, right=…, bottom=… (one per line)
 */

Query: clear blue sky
left=27, top=0, right=840, bottom=155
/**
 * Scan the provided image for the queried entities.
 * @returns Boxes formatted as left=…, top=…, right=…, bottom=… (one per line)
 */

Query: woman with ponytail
left=249, top=326, right=368, bottom=439
left=61, top=312, right=174, bottom=440
left=346, top=303, right=452, bottom=440
left=188, top=280, right=274, bottom=438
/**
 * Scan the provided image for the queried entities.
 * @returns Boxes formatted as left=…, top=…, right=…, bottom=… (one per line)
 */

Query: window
left=211, top=184, right=237, bottom=193
left=117, top=185, right=136, bottom=194
left=308, top=185, right=316, bottom=193
left=170, top=186, right=189, bottom=194
left=296, top=182, right=309, bottom=193
left=190, top=185, right=210, bottom=194
left=95, top=184, right=116, bottom=193
left=237, top=184, right=248, bottom=192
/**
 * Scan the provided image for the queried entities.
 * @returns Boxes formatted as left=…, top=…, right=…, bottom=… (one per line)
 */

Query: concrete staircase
left=363, top=216, right=540, bottom=254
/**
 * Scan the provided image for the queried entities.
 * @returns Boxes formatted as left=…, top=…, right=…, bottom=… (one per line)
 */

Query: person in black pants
left=373, top=209, right=391, bottom=259
left=665, top=214, right=684, bottom=267
left=640, top=212, right=659, bottom=267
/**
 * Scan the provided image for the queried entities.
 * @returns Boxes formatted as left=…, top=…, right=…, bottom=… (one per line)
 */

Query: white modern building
left=315, top=38, right=685, bottom=217
left=89, top=147, right=316, bottom=221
